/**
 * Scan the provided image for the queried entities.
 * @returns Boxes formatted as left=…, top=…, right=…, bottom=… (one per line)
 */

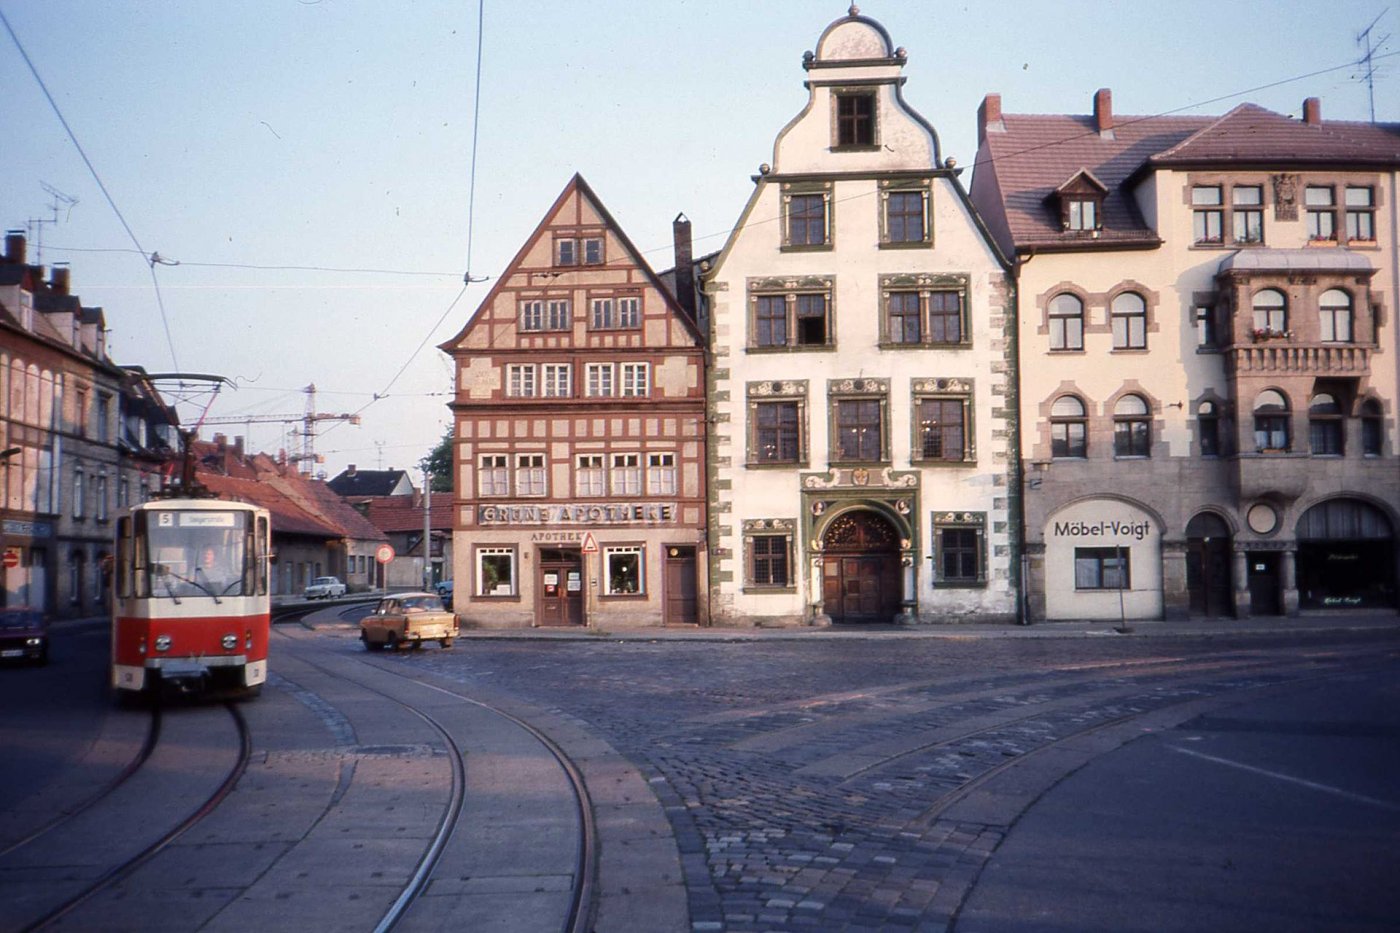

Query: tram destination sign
left=479, top=502, right=676, bottom=525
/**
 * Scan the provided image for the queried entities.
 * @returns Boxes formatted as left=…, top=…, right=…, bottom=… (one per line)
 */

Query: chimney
left=1303, top=97, right=1321, bottom=125
left=215, top=433, right=227, bottom=454
left=672, top=213, right=696, bottom=321
left=1094, top=88, right=1114, bottom=136
left=50, top=264, right=70, bottom=295
left=233, top=435, right=244, bottom=460
left=4, top=231, right=25, bottom=265
left=978, top=93, right=1003, bottom=143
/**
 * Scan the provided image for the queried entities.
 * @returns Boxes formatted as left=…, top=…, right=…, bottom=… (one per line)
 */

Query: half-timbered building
left=441, top=175, right=707, bottom=628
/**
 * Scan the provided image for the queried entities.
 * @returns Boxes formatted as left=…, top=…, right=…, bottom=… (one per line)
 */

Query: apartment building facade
left=971, top=91, right=1400, bottom=621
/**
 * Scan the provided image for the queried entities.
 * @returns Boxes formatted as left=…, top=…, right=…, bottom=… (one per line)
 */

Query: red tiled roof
left=1152, top=104, right=1400, bottom=166
left=363, top=495, right=455, bottom=533
left=974, top=102, right=1400, bottom=253
left=976, top=112, right=1211, bottom=250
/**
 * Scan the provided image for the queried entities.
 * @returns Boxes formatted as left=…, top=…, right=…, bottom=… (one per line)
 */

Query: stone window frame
left=1318, top=288, right=1354, bottom=343
left=1345, top=185, right=1377, bottom=242
left=1047, top=392, right=1089, bottom=460
left=827, top=377, right=891, bottom=466
left=742, top=518, right=797, bottom=593
left=1308, top=391, right=1345, bottom=457
left=1111, top=393, right=1152, bottom=458
left=831, top=88, right=879, bottom=150
left=1193, top=392, right=1232, bottom=458
left=878, top=178, right=933, bottom=249
left=910, top=377, right=976, bottom=465
left=747, top=276, right=836, bottom=352
left=1105, top=383, right=1161, bottom=460
left=746, top=380, right=810, bottom=468
left=931, top=510, right=987, bottom=588
left=1252, top=388, right=1292, bottom=454
left=1185, top=175, right=1274, bottom=249
left=1360, top=397, right=1385, bottom=456
left=879, top=273, right=970, bottom=348
left=1043, top=288, right=1086, bottom=352
left=780, top=182, right=834, bottom=251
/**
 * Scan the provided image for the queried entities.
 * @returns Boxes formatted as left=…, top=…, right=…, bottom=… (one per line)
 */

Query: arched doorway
left=1296, top=499, right=1396, bottom=609
left=821, top=510, right=901, bottom=624
left=1186, top=512, right=1232, bottom=617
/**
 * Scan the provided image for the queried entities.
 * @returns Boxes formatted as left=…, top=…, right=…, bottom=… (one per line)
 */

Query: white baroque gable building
left=702, top=9, right=1019, bottom=625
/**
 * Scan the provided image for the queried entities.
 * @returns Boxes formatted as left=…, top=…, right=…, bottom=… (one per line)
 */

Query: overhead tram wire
left=1, top=9, right=181, bottom=371
left=322, top=0, right=489, bottom=443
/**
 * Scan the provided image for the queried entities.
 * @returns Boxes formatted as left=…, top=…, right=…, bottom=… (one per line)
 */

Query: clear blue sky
left=3, top=1, right=1396, bottom=481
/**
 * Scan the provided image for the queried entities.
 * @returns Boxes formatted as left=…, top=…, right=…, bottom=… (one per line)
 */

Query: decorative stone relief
left=1272, top=173, right=1300, bottom=221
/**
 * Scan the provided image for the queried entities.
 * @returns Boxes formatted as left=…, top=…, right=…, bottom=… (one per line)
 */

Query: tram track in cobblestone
left=17, top=701, right=251, bottom=933
left=278, top=630, right=597, bottom=933
left=0, top=701, right=162, bottom=861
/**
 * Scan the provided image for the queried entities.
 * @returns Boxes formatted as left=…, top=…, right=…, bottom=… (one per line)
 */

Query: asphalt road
left=2, top=618, right=1397, bottom=932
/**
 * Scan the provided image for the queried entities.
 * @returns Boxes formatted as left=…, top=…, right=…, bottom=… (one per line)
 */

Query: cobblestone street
left=387, top=629, right=1400, bottom=931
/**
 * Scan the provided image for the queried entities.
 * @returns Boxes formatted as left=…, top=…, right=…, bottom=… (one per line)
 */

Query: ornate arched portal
left=819, top=509, right=903, bottom=623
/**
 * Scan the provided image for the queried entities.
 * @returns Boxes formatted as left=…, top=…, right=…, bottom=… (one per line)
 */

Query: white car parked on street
left=304, top=576, right=347, bottom=599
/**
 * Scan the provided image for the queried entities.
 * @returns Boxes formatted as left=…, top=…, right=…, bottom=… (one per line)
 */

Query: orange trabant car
left=360, top=592, right=458, bottom=651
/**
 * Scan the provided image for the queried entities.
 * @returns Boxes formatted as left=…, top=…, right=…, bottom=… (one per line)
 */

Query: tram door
left=663, top=546, right=698, bottom=625
left=1246, top=552, right=1281, bottom=616
left=538, top=548, right=584, bottom=626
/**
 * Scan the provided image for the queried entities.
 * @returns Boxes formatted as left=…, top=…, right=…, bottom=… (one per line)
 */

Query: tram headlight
left=222, top=633, right=238, bottom=651
left=245, top=630, right=253, bottom=650
left=154, top=634, right=172, bottom=652
left=25, top=637, right=42, bottom=646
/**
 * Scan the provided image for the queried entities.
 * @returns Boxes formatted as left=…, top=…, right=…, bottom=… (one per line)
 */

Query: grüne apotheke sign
left=479, top=503, right=676, bottom=525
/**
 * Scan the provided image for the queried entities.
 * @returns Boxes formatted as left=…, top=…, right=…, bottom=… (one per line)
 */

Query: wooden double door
left=820, top=511, right=902, bottom=624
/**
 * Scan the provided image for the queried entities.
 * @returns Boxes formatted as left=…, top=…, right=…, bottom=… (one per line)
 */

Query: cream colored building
left=702, top=11, right=1018, bottom=625
left=971, top=91, right=1400, bottom=621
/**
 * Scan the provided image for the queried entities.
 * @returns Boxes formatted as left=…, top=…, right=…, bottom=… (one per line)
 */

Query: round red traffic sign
left=1, top=548, right=19, bottom=570
left=375, top=544, right=395, bottom=565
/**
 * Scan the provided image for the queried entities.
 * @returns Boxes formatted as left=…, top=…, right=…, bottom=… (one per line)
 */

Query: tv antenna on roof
left=26, top=182, right=78, bottom=266
left=1357, top=10, right=1390, bottom=123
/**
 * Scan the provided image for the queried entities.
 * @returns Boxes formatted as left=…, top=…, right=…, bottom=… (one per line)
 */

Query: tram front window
left=143, top=510, right=250, bottom=599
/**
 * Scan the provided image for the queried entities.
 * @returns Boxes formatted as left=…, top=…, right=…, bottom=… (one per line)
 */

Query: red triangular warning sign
left=581, top=532, right=599, bottom=554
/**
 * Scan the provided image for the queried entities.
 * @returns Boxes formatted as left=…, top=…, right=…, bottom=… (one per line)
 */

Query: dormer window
left=833, top=91, right=876, bottom=148
left=1065, top=198, right=1099, bottom=231
left=1054, top=170, right=1106, bottom=232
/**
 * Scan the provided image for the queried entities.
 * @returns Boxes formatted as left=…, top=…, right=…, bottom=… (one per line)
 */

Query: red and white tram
left=112, top=498, right=271, bottom=698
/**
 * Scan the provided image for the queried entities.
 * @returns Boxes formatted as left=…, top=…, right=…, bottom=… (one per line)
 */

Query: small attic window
left=834, top=91, right=876, bottom=148
left=1054, top=169, right=1107, bottom=233
left=1064, top=197, right=1100, bottom=231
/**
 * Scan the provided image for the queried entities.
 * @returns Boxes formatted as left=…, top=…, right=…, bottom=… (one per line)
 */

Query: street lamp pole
left=422, top=469, right=432, bottom=591
left=1, top=447, right=21, bottom=608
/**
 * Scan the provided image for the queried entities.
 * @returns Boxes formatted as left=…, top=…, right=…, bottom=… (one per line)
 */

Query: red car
left=0, top=607, right=48, bottom=665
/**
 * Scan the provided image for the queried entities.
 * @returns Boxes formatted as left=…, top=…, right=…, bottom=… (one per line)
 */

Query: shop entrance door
left=1246, top=552, right=1281, bottom=616
left=663, top=546, right=698, bottom=625
left=538, top=548, right=584, bottom=626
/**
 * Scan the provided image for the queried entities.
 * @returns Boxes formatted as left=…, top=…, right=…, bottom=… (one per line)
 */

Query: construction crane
left=202, top=383, right=360, bottom=474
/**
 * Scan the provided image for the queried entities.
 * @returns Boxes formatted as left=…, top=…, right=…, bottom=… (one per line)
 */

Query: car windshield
left=402, top=596, right=444, bottom=612
left=313, top=577, right=336, bottom=586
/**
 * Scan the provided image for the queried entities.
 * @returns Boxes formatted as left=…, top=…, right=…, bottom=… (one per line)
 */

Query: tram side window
left=116, top=516, right=133, bottom=598
left=242, top=516, right=258, bottom=596
left=257, top=516, right=269, bottom=595
left=133, top=513, right=150, bottom=597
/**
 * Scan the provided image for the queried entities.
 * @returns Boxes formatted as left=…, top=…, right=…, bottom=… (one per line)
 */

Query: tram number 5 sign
left=375, top=544, right=396, bottom=564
